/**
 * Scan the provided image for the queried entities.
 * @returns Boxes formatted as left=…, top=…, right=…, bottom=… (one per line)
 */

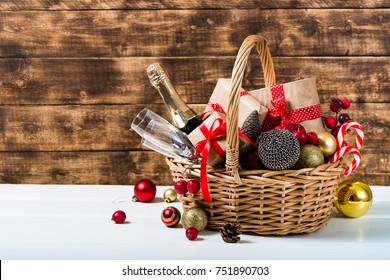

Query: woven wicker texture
left=166, top=35, right=346, bottom=235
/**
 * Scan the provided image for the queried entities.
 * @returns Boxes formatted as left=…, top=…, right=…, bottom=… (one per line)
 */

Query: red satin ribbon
left=194, top=118, right=256, bottom=202
left=261, top=84, right=322, bottom=131
left=195, top=118, right=227, bottom=202
left=200, top=102, right=226, bottom=120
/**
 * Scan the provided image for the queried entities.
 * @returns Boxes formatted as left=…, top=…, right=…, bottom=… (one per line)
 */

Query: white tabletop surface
left=0, top=184, right=389, bottom=260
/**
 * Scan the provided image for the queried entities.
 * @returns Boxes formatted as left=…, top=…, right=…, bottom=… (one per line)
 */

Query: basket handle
left=226, top=35, right=276, bottom=180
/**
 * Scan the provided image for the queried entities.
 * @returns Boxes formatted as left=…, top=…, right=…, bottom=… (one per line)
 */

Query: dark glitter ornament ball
left=257, top=129, right=300, bottom=170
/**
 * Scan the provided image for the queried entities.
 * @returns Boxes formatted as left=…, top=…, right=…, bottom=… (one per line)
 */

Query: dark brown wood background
left=0, top=1, right=389, bottom=186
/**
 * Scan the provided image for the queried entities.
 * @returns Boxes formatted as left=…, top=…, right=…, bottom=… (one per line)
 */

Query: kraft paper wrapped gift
left=248, top=77, right=325, bottom=133
left=202, top=78, right=269, bottom=128
left=188, top=111, right=227, bottom=167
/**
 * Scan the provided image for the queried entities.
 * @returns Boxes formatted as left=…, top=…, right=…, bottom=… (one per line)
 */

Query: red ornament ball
left=112, top=210, right=126, bottom=224
left=185, top=227, right=198, bottom=241
left=161, top=206, right=181, bottom=227
left=174, top=180, right=188, bottom=195
left=133, top=179, right=156, bottom=202
left=187, top=179, right=201, bottom=195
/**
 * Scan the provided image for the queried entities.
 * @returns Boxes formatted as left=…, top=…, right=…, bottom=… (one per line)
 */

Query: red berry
left=333, top=98, right=343, bottom=110
left=306, top=131, right=318, bottom=145
left=332, top=125, right=341, bottom=138
left=285, top=123, right=306, bottom=134
left=240, top=151, right=264, bottom=170
left=112, top=210, right=126, bottom=224
left=134, top=179, right=156, bottom=202
left=187, top=179, right=201, bottom=195
left=342, top=99, right=350, bottom=109
left=174, top=180, right=188, bottom=195
left=293, top=130, right=307, bottom=145
left=324, top=116, right=337, bottom=129
left=330, top=103, right=338, bottom=112
left=185, top=227, right=198, bottom=241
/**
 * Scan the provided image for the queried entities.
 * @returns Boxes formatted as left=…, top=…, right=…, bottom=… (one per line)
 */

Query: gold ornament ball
left=163, top=188, right=177, bottom=203
left=334, top=178, right=373, bottom=218
left=317, top=132, right=337, bottom=157
left=295, top=144, right=325, bottom=169
left=181, top=207, right=208, bottom=231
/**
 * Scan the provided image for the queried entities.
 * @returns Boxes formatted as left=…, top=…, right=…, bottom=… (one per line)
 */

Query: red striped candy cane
left=330, top=120, right=364, bottom=176
left=330, top=145, right=361, bottom=176
left=336, top=121, right=364, bottom=150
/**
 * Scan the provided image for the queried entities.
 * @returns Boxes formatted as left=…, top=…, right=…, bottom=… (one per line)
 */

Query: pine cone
left=220, top=222, right=241, bottom=243
left=241, top=110, right=261, bottom=141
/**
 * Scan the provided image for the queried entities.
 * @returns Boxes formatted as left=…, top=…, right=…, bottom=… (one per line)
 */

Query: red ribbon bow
left=268, top=84, right=291, bottom=126
left=200, top=102, right=226, bottom=121
left=195, top=118, right=227, bottom=202
left=261, top=84, right=323, bottom=131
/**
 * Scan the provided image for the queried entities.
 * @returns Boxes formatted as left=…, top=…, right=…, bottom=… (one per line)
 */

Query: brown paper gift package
left=188, top=111, right=227, bottom=167
left=202, top=78, right=269, bottom=128
left=249, top=77, right=325, bottom=133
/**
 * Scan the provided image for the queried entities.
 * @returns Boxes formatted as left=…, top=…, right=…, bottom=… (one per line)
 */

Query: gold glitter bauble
left=163, top=188, right=177, bottom=203
left=295, top=144, right=325, bottom=169
left=334, top=178, right=373, bottom=218
left=181, top=207, right=208, bottom=231
left=317, top=132, right=337, bottom=157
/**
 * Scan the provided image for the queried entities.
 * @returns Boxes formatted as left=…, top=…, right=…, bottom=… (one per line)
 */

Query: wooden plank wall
left=0, top=1, right=389, bottom=186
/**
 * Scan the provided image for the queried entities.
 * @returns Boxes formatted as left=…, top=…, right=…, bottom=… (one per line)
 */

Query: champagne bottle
left=147, top=63, right=201, bottom=134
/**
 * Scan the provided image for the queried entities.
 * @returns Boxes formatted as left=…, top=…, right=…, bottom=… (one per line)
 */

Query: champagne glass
left=142, top=119, right=198, bottom=160
left=132, top=108, right=199, bottom=161
left=131, top=108, right=172, bottom=138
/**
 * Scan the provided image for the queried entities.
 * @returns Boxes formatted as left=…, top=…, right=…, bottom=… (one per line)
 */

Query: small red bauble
left=293, top=130, right=307, bottom=145
left=112, top=210, right=126, bottom=224
left=133, top=179, right=156, bottom=202
left=306, top=131, right=318, bottom=145
left=185, top=227, right=198, bottom=240
left=161, top=206, right=181, bottom=227
left=187, top=179, right=201, bottom=195
left=174, top=180, right=188, bottom=195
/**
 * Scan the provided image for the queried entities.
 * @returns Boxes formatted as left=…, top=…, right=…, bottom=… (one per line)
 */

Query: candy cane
left=336, top=121, right=364, bottom=150
left=329, top=120, right=364, bottom=176
left=330, top=145, right=361, bottom=176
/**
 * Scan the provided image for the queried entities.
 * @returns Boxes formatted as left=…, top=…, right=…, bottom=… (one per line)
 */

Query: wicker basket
left=166, top=35, right=346, bottom=235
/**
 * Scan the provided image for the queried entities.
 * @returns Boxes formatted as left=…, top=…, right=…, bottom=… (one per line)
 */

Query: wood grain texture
left=0, top=150, right=388, bottom=186
left=0, top=57, right=388, bottom=105
left=0, top=1, right=388, bottom=187
left=0, top=103, right=387, bottom=151
left=0, top=9, right=388, bottom=57
left=0, top=0, right=388, bottom=10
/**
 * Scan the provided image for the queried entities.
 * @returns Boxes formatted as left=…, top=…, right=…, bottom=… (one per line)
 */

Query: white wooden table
left=0, top=184, right=389, bottom=260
